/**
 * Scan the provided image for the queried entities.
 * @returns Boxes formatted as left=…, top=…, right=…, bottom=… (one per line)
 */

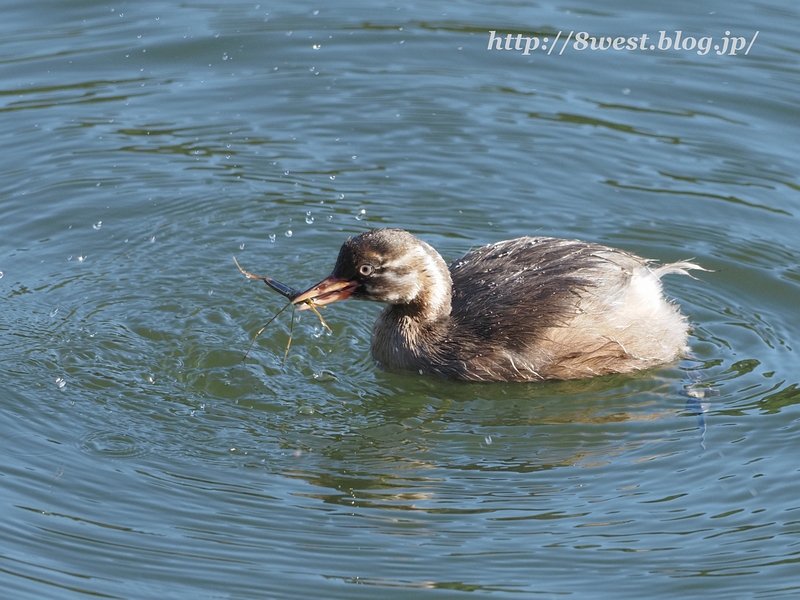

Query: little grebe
left=292, top=228, right=702, bottom=382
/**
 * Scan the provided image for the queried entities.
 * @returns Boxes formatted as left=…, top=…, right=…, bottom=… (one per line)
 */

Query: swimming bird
left=292, top=228, right=702, bottom=382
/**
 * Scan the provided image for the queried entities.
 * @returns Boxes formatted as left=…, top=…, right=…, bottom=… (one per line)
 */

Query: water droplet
left=284, top=170, right=290, bottom=175
left=239, top=243, right=245, bottom=250
left=305, top=211, right=314, bottom=224
left=50, top=308, right=59, bottom=317
left=355, top=208, right=366, bottom=221
left=269, top=234, right=276, bottom=243
left=55, top=377, right=66, bottom=390
left=285, top=230, right=293, bottom=237
left=312, top=44, right=321, bottom=50
left=149, top=236, right=156, bottom=243
left=93, top=221, right=102, bottom=230
left=78, top=255, right=87, bottom=262
left=312, top=325, right=331, bottom=339
left=484, top=435, right=493, bottom=445
left=313, top=369, right=338, bottom=381
left=327, top=215, right=333, bottom=221
left=0, top=271, right=3, bottom=279
left=339, top=193, right=345, bottom=199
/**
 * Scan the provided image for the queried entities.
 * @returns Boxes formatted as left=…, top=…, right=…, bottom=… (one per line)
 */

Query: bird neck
left=373, top=301, right=451, bottom=372
left=370, top=240, right=454, bottom=370
left=403, top=242, right=453, bottom=323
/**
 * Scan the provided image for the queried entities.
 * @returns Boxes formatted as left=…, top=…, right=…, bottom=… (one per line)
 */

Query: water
left=1, top=1, right=799, bottom=598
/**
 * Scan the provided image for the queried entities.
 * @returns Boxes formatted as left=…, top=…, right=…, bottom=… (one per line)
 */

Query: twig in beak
left=307, top=303, right=332, bottom=334
left=233, top=256, right=299, bottom=300
left=234, top=257, right=333, bottom=363
left=242, top=298, right=293, bottom=362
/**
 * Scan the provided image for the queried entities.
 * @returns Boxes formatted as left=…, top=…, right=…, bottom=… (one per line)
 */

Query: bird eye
left=359, top=264, right=374, bottom=276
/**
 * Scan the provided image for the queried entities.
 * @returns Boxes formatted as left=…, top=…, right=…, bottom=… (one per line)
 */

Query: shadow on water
left=227, top=362, right=715, bottom=509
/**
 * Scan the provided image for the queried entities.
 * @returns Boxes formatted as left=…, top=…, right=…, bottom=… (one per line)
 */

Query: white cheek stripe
left=379, top=246, right=450, bottom=315
left=379, top=272, right=419, bottom=303
left=414, top=246, right=449, bottom=315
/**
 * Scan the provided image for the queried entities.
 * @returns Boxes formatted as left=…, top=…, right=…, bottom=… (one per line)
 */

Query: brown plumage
left=293, top=228, right=702, bottom=382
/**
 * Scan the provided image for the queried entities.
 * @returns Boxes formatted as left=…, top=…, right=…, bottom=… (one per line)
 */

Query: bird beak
left=292, top=275, right=358, bottom=310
